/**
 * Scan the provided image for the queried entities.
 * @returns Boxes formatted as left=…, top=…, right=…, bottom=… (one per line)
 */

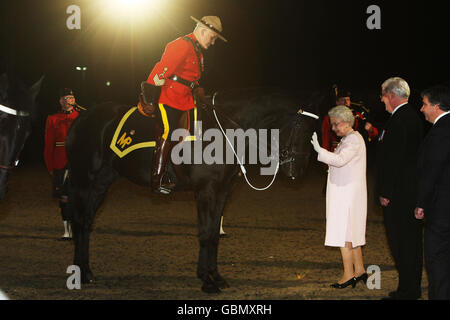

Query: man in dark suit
left=415, top=85, right=450, bottom=300
left=376, top=77, right=424, bottom=299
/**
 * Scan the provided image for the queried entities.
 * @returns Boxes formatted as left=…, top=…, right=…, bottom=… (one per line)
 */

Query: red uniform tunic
left=44, top=110, right=79, bottom=173
left=146, top=33, right=203, bottom=111
left=321, top=115, right=340, bottom=152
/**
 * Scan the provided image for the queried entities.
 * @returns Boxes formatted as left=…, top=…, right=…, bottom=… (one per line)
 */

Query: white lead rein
left=212, top=108, right=280, bottom=191
left=210, top=92, right=319, bottom=191
left=212, top=91, right=278, bottom=190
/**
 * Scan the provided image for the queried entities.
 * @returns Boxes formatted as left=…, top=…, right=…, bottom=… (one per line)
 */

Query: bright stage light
left=98, top=0, right=168, bottom=35
left=116, top=0, right=144, bottom=7
left=115, top=0, right=144, bottom=10
left=107, top=0, right=163, bottom=17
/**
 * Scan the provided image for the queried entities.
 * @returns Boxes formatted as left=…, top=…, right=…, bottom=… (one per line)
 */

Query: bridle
left=279, top=107, right=319, bottom=166
left=0, top=163, right=16, bottom=171
left=296, top=108, right=320, bottom=120
left=0, top=103, right=30, bottom=171
left=0, top=104, right=30, bottom=117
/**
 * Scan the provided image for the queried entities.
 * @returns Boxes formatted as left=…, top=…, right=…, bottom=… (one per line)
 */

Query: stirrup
left=152, top=172, right=175, bottom=195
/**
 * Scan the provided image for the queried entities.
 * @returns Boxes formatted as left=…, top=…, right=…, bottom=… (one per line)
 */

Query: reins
left=0, top=159, right=19, bottom=171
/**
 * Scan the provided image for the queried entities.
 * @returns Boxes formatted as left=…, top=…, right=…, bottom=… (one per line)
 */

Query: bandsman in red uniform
left=321, top=89, right=378, bottom=152
left=144, top=16, right=227, bottom=194
left=44, top=88, right=80, bottom=240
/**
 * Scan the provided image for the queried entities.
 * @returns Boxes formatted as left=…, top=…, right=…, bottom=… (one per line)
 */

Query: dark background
left=1, top=0, right=450, bottom=163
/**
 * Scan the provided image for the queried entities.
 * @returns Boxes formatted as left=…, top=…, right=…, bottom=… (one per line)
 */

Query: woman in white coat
left=311, top=105, right=368, bottom=289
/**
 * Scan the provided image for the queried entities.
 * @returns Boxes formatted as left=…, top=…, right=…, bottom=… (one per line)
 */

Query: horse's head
left=279, top=107, right=319, bottom=180
left=211, top=87, right=320, bottom=181
left=0, top=73, right=43, bottom=200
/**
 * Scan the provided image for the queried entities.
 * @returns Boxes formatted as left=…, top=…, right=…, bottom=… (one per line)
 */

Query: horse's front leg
left=71, top=168, right=117, bottom=284
left=71, top=190, right=94, bottom=284
left=73, top=222, right=94, bottom=284
left=196, top=189, right=221, bottom=293
left=207, top=194, right=229, bottom=289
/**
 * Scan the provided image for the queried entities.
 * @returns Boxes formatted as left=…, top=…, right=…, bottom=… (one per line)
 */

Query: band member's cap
left=190, top=16, right=228, bottom=42
left=335, top=88, right=351, bottom=99
left=60, top=88, right=74, bottom=97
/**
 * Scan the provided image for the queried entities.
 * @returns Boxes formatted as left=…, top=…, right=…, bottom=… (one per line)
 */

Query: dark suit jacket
left=376, top=103, right=424, bottom=208
left=417, top=113, right=450, bottom=219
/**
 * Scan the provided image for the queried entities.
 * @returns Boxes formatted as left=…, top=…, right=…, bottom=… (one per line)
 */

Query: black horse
left=65, top=87, right=319, bottom=293
left=0, top=73, right=43, bottom=200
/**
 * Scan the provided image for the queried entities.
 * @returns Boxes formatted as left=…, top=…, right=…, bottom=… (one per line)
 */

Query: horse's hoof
left=81, top=272, right=94, bottom=284
left=211, top=275, right=229, bottom=289
left=210, top=272, right=229, bottom=289
left=201, top=283, right=221, bottom=294
left=216, top=278, right=230, bottom=289
left=81, top=278, right=94, bottom=284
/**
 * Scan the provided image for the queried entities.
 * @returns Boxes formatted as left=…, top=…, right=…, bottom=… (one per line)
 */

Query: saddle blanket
left=110, top=106, right=198, bottom=158
left=110, top=107, right=157, bottom=158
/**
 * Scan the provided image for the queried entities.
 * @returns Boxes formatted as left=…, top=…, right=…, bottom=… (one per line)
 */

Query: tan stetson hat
left=190, top=16, right=228, bottom=42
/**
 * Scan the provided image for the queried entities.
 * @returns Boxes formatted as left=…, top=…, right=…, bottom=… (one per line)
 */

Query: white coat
left=317, top=130, right=367, bottom=248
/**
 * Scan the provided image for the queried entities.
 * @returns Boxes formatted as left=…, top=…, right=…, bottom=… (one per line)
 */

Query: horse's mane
left=212, top=87, right=319, bottom=129
left=0, top=73, right=33, bottom=113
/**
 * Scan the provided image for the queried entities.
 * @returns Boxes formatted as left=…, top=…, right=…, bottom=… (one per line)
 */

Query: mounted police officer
left=44, top=88, right=82, bottom=239
left=143, top=16, right=227, bottom=195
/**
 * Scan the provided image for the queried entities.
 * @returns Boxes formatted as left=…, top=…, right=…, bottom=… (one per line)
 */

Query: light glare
left=116, top=0, right=145, bottom=8
left=111, top=0, right=159, bottom=16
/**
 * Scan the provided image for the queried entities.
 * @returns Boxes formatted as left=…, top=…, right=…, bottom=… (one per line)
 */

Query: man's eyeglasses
left=64, top=96, right=75, bottom=100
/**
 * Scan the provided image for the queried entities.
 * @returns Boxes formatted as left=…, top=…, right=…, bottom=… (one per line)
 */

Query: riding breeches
left=157, top=104, right=196, bottom=141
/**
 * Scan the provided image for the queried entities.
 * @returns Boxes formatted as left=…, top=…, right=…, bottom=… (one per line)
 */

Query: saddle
left=139, top=81, right=200, bottom=136
left=137, top=82, right=161, bottom=118
left=137, top=94, right=156, bottom=118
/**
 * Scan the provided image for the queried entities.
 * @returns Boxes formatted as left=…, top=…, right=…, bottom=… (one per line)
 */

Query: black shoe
left=330, top=277, right=356, bottom=289
left=381, top=291, right=416, bottom=300
left=382, top=291, right=399, bottom=300
left=355, top=272, right=368, bottom=285
left=388, top=291, right=398, bottom=298
left=393, top=292, right=421, bottom=300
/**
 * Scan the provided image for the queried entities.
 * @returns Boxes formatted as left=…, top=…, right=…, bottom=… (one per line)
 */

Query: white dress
left=317, top=131, right=367, bottom=248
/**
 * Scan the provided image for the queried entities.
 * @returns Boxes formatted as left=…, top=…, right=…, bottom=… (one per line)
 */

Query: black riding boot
left=151, top=137, right=175, bottom=194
